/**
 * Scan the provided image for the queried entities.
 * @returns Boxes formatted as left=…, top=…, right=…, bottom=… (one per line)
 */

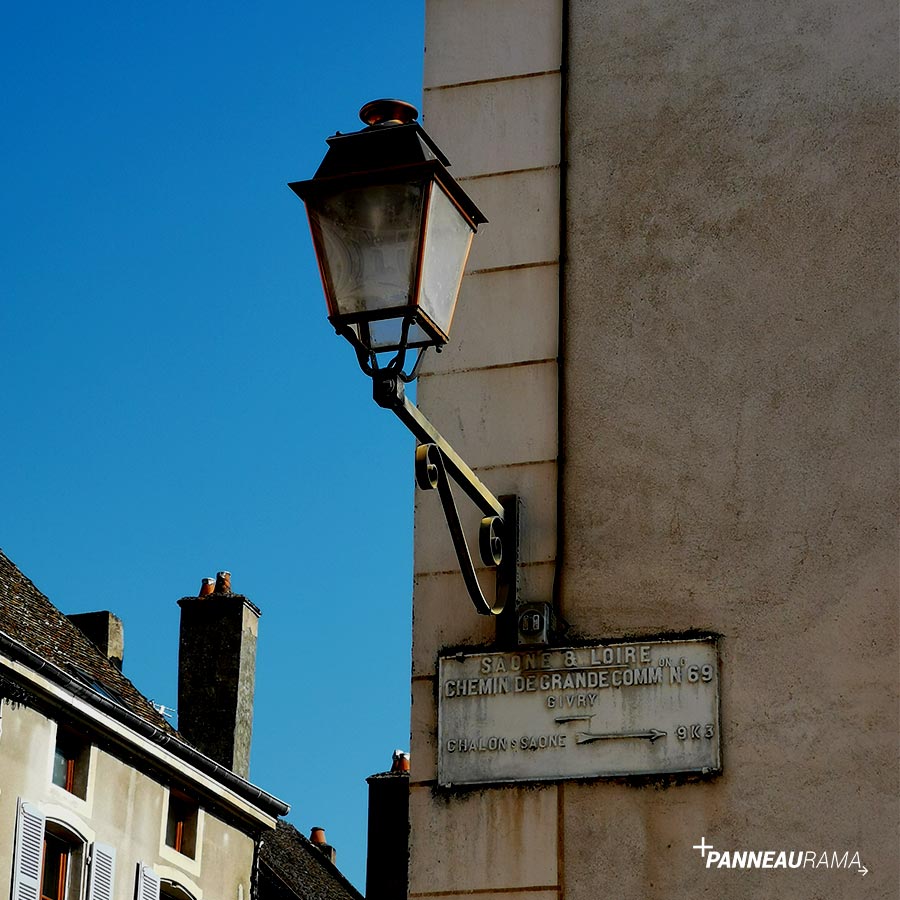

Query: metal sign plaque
left=438, top=638, right=720, bottom=786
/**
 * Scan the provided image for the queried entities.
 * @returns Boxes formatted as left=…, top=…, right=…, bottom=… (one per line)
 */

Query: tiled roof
left=259, top=821, right=363, bottom=900
left=0, top=547, right=174, bottom=733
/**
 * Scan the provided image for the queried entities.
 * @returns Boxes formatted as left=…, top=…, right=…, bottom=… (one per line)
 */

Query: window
left=12, top=801, right=114, bottom=900
left=51, top=728, right=89, bottom=798
left=41, top=832, right=70, bottom=900
left=165, top=792, right=198, bottom=858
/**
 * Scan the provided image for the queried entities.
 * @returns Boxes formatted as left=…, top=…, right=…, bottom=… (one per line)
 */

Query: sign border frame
left=436, top=634, right=723, bottom=788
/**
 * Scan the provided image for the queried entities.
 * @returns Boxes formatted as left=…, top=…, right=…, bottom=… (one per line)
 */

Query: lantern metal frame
left=289, top=103, right=486, bottom=369
left=290, top=101, right=517, bottom=617
left=298, top=162, right=478, bottom=357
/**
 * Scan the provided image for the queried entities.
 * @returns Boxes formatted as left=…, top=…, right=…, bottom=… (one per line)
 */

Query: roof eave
left=0, top=629, right=289, bottom=824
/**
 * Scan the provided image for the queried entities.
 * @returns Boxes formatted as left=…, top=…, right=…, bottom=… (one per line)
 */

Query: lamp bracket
left=340, top=317, right=429, bottom=386
left=415, top=444, right=509, bottom=615
left=373, top=372, right=405, bottom=410
left=373, top=379, right=517, bottom=615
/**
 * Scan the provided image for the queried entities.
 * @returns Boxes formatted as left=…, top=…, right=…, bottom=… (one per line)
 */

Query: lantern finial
left=359, top=99, right=419, bottom=127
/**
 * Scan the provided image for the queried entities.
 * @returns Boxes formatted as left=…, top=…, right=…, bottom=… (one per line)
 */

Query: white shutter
left=87, top=843, right=116, bottom=900
left=11, top=800, right=45, bottom=900
left=136, top=864, right=161, bottom=900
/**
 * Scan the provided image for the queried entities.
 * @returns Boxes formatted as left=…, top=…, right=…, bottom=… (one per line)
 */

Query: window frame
left=51, top=726, right=91, bottom=800
left=159, top=880, right=198, bottom=900
left=40, top=831, right=71, bottom=900
left=164, top=791, right=199, bottom=859
left=13, top=799, right=114, bottom=900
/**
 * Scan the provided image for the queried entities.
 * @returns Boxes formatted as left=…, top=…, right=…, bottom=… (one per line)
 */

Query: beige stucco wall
left=0, top=700, right=255, bottom=900
left=413, top=0, right=897, bottom=898
left=412, top=1, right=564, bottom=897
left=562, top=0, right=897, bottom=897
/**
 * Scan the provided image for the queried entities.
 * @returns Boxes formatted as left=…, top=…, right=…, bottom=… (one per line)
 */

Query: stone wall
left=412, top=1, right=564, bottom=895
left=562, top=0, right=897, bottom=896
left=411, top=0, right=898, bottom=897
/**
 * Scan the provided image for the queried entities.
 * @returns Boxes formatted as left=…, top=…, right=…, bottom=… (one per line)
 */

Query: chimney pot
left=391, top=749, right=410, bottom=773
left=310, top=827, right=336, bottom=864
left=199, top=577, right=215, bottom=597
left=214, top=571, right=232, bottom=593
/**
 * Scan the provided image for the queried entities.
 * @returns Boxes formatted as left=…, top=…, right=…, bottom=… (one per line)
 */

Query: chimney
left=68, top=611, right=125, bottom=670
left=309, top=827, right=337, bottom=865
left=177, top=572, right=260, bottom=779
left=365, top=750, right=410, bottom=900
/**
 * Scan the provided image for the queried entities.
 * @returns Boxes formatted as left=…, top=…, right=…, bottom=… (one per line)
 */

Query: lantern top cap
left=359, top=99, right=419, bottom=127
left=288, top=99, right=487, bottom=228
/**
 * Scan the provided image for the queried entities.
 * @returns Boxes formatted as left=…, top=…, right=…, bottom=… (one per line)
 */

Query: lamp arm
left=373, top=373, right=515, bottom=616
left=393, top=394, right=504, bottom=519
left=416, top=443, right=505, bottom=616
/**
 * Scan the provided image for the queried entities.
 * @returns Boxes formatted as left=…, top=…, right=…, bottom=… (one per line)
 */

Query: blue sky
left=1, top=1, right=424, bottom=890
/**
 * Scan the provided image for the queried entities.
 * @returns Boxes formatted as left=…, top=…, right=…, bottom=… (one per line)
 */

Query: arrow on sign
left=576, top=728, right=667, bottom=744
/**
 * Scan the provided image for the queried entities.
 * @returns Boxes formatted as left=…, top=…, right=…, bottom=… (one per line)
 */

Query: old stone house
left=0, top=549, right=361, bottom=900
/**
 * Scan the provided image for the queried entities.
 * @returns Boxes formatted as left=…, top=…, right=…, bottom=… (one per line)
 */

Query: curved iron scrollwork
left=337, top=317, right=428, bottom=385
left=415, top=443, right=506, bottom=615
left=361, top=365, right=518, bottom=617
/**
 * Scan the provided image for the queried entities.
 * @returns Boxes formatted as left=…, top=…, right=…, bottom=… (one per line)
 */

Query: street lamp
left=289, top=100, right=518, bottom=618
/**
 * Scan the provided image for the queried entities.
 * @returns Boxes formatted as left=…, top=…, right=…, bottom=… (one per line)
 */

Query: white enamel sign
left=438, top=638, right=721, bottom=786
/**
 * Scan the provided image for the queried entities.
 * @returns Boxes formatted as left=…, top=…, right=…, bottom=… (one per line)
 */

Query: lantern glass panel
left=364, top=318, right=433, bottom=352
left=417, top=184, right=475, bottom=340
left=308, top=180, right=425, bottom=320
